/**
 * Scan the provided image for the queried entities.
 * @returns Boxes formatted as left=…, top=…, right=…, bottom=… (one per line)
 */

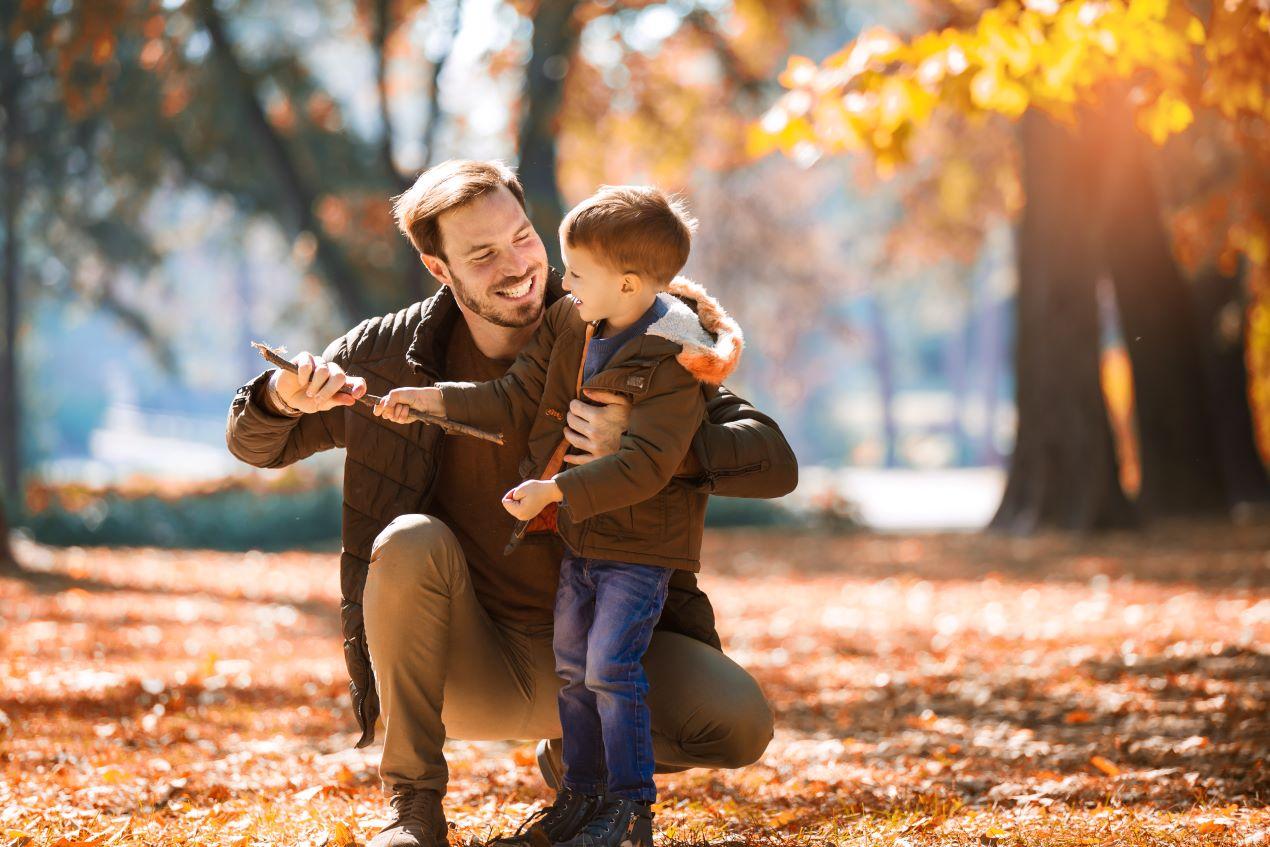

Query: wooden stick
left=251, top=341, right=504, bottom=445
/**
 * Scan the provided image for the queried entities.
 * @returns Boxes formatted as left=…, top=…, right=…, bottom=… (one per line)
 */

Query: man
left=225, top=160, right=798, bottom=847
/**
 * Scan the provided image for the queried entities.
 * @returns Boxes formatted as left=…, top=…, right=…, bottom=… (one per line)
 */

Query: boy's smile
left=560, top=240, right=636, bottom=326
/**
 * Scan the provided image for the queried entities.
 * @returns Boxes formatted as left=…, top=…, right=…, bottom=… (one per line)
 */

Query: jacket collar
left=405, top=267, right=566, bottom=379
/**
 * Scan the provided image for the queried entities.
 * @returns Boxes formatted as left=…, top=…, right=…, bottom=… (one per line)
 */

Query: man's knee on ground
left=689, top=683, right=774, bottom=769
left=713, top=701, right=774, bottom=768
left=368, top=513, right=463, bottom=592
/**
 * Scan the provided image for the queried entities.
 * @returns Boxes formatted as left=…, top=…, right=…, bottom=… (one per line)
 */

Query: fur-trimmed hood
left=646, top=276, right=743, bottom=386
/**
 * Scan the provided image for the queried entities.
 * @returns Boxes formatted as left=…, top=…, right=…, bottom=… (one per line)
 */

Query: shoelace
left=580, top=799, right=625, bottom=836
left=390, top=787, right=437, bottom=824
left=511, top=788, right=578, bottom=837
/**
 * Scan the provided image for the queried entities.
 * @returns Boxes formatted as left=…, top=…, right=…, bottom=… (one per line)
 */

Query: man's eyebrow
left=464, top=225, right=533, bottom=258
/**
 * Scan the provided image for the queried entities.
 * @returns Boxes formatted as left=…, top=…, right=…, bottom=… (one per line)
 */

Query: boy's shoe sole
left=536, top=738, right=563, bottom=791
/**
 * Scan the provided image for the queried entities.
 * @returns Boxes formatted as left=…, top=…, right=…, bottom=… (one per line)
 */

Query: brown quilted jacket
left=225, top=271, right=798, bottom=747
left=440, top=277, right=745, bottom=570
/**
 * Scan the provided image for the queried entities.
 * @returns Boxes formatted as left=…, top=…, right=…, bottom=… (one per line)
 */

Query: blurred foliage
left=9, top=0, right=821, bottom=330
left=21, top=474, right=822, bottom=548
left=10, top=0, right=420, bottom=327
left=23, top=473, right=342, bottom=550
left=753, top=0, right=1269, bottom=299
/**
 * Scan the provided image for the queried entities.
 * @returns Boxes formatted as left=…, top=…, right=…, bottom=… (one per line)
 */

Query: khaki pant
left=363, top=514, right=774, bottom=793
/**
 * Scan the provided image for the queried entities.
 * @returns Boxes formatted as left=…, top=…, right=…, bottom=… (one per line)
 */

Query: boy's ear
left=620, top=272, right=642, bottom=294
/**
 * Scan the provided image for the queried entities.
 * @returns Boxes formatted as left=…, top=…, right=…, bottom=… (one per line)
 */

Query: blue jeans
left=553, top=553, right=673, bottom=802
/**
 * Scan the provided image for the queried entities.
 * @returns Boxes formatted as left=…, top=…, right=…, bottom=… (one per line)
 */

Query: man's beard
left=447, top=264, right=545, bottom=329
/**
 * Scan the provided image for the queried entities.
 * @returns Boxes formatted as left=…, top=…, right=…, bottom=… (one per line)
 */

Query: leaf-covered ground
left=2, top=523, right=1267, bottom=846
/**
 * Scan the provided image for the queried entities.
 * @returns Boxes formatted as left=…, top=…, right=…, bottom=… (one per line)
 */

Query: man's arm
left=225, top=334, right=356, bottom=469
left=563, top=383, right=798, bottom=499
left=682, top=384, right=798, bottom=498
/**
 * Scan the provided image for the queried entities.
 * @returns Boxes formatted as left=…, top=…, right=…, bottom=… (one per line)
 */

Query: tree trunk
left=516, top=0, right=581, bottom=271
left=1193, top=261, right=1270, bottom=506
left=1094, top=91, right=1227, bottom=518
left=0, top=497, right=16, bottom=574
left=0, top=22, right=24, bottom=512
left=992, top=109, right=1135, bottom=533
left=865, top=292, right=900, bottom=467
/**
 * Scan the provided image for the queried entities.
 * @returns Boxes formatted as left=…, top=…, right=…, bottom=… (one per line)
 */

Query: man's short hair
left=392, top=159, right=526, bottom=260
left=560, top=185, right=697, bottom=286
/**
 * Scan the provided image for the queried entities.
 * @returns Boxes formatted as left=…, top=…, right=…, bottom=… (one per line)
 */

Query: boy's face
left=560, top=240, right=631, bottom=324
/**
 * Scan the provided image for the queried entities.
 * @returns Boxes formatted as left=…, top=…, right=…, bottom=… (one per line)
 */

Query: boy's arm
left=436, top=298, right=568, bottom=433
left=553, top=360, right=704, bottom=523
left=683, top=384, right=799, bottom=498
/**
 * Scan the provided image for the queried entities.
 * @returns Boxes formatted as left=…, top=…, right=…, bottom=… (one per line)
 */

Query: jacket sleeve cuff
left=435, top=381, right=479, bottom=429
left=554, top=468, right=598, bottom=522
left=236, top=370, right=304, bottom=428
left=259, top=370, right=305, bottom=418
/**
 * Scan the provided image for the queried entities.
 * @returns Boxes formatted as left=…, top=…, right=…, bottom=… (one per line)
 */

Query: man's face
left=425, top=186, right=549, bottom=329
left=560, top=240, right=629, bottom=324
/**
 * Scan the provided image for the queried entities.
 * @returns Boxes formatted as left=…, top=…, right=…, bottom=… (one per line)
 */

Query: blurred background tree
left=755, top=0, right=1270, bottom=531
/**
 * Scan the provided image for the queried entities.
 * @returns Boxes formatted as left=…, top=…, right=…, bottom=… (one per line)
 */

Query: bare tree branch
left=681, top=9, right=767, bottom=99
left=92, top=277, right=180, bottom=375
left=421, top=0, right=464, bottom=169
left=517, top=0, right=583, bottom=269
left=373, top=0, right=408, bottom=190
left=195, top=0, right=372, bottom=322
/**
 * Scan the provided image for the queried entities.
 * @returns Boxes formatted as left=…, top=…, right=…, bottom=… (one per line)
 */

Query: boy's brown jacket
left=438, top=277, right=743, bottom=571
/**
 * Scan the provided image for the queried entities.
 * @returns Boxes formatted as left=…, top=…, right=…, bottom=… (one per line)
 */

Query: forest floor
left=1, top=522, right=1267, bottom=846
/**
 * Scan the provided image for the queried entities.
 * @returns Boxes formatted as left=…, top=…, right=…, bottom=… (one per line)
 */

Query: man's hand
left=561, top=389, right=632, bottom=465
left=373, top=386, right=446, bottom=425
left=502, top=479, right=563, bottom=520
left=271, top=352, right=367, bottom=415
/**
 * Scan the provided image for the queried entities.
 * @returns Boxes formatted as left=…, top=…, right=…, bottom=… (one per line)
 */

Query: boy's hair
left=560, top=185, right=697, bottom=286
left=392, top=159, right=526, bottom=260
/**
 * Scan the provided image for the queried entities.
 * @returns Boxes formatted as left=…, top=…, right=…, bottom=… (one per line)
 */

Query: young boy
left=373, top=186, right=742, bottom=847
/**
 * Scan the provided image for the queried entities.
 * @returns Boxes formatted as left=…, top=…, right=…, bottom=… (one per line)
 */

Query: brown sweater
left=431, top=319, right=562, bottom=625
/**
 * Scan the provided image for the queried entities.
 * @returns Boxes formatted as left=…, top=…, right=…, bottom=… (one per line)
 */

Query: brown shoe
left=370, top=785, right=448, bottom=847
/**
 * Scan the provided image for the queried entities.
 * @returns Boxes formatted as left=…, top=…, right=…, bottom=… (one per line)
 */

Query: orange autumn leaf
left=1090, top=755, right=1121, bottom=777
left=332, top=820, right=356, bottom=847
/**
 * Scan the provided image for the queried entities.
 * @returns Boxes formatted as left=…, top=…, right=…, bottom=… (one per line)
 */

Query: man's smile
left=494, top=273, right=538, bottom=302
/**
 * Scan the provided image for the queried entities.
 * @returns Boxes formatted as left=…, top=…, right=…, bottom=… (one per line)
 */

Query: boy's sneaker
left=487, top=787, right=601, bottom=847
left=555, top=796, right=653, bottom=847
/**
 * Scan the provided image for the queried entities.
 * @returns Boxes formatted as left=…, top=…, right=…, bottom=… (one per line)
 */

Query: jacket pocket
left=590, top=490, right=668, bottom=544
left=662, top=483, right=696, bottom=560
left=589, top=482, right=680, bottom=551
left=580, top=358, right=663, bottom=398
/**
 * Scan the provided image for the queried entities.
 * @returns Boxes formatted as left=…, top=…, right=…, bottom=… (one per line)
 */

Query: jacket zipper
left=703, top=461, right=766, bottom=486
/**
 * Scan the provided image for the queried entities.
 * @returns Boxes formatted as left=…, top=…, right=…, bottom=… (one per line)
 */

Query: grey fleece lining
left=645, top=291, right=715, bottom=353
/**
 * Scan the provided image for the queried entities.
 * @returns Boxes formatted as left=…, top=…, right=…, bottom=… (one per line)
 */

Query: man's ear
left=420, top=253, right=452, bottom=287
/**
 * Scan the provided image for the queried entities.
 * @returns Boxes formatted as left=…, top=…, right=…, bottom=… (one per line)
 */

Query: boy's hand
left=502, top=479, right=563, bottom=520
left=373, top=386, right=446, bottom=425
